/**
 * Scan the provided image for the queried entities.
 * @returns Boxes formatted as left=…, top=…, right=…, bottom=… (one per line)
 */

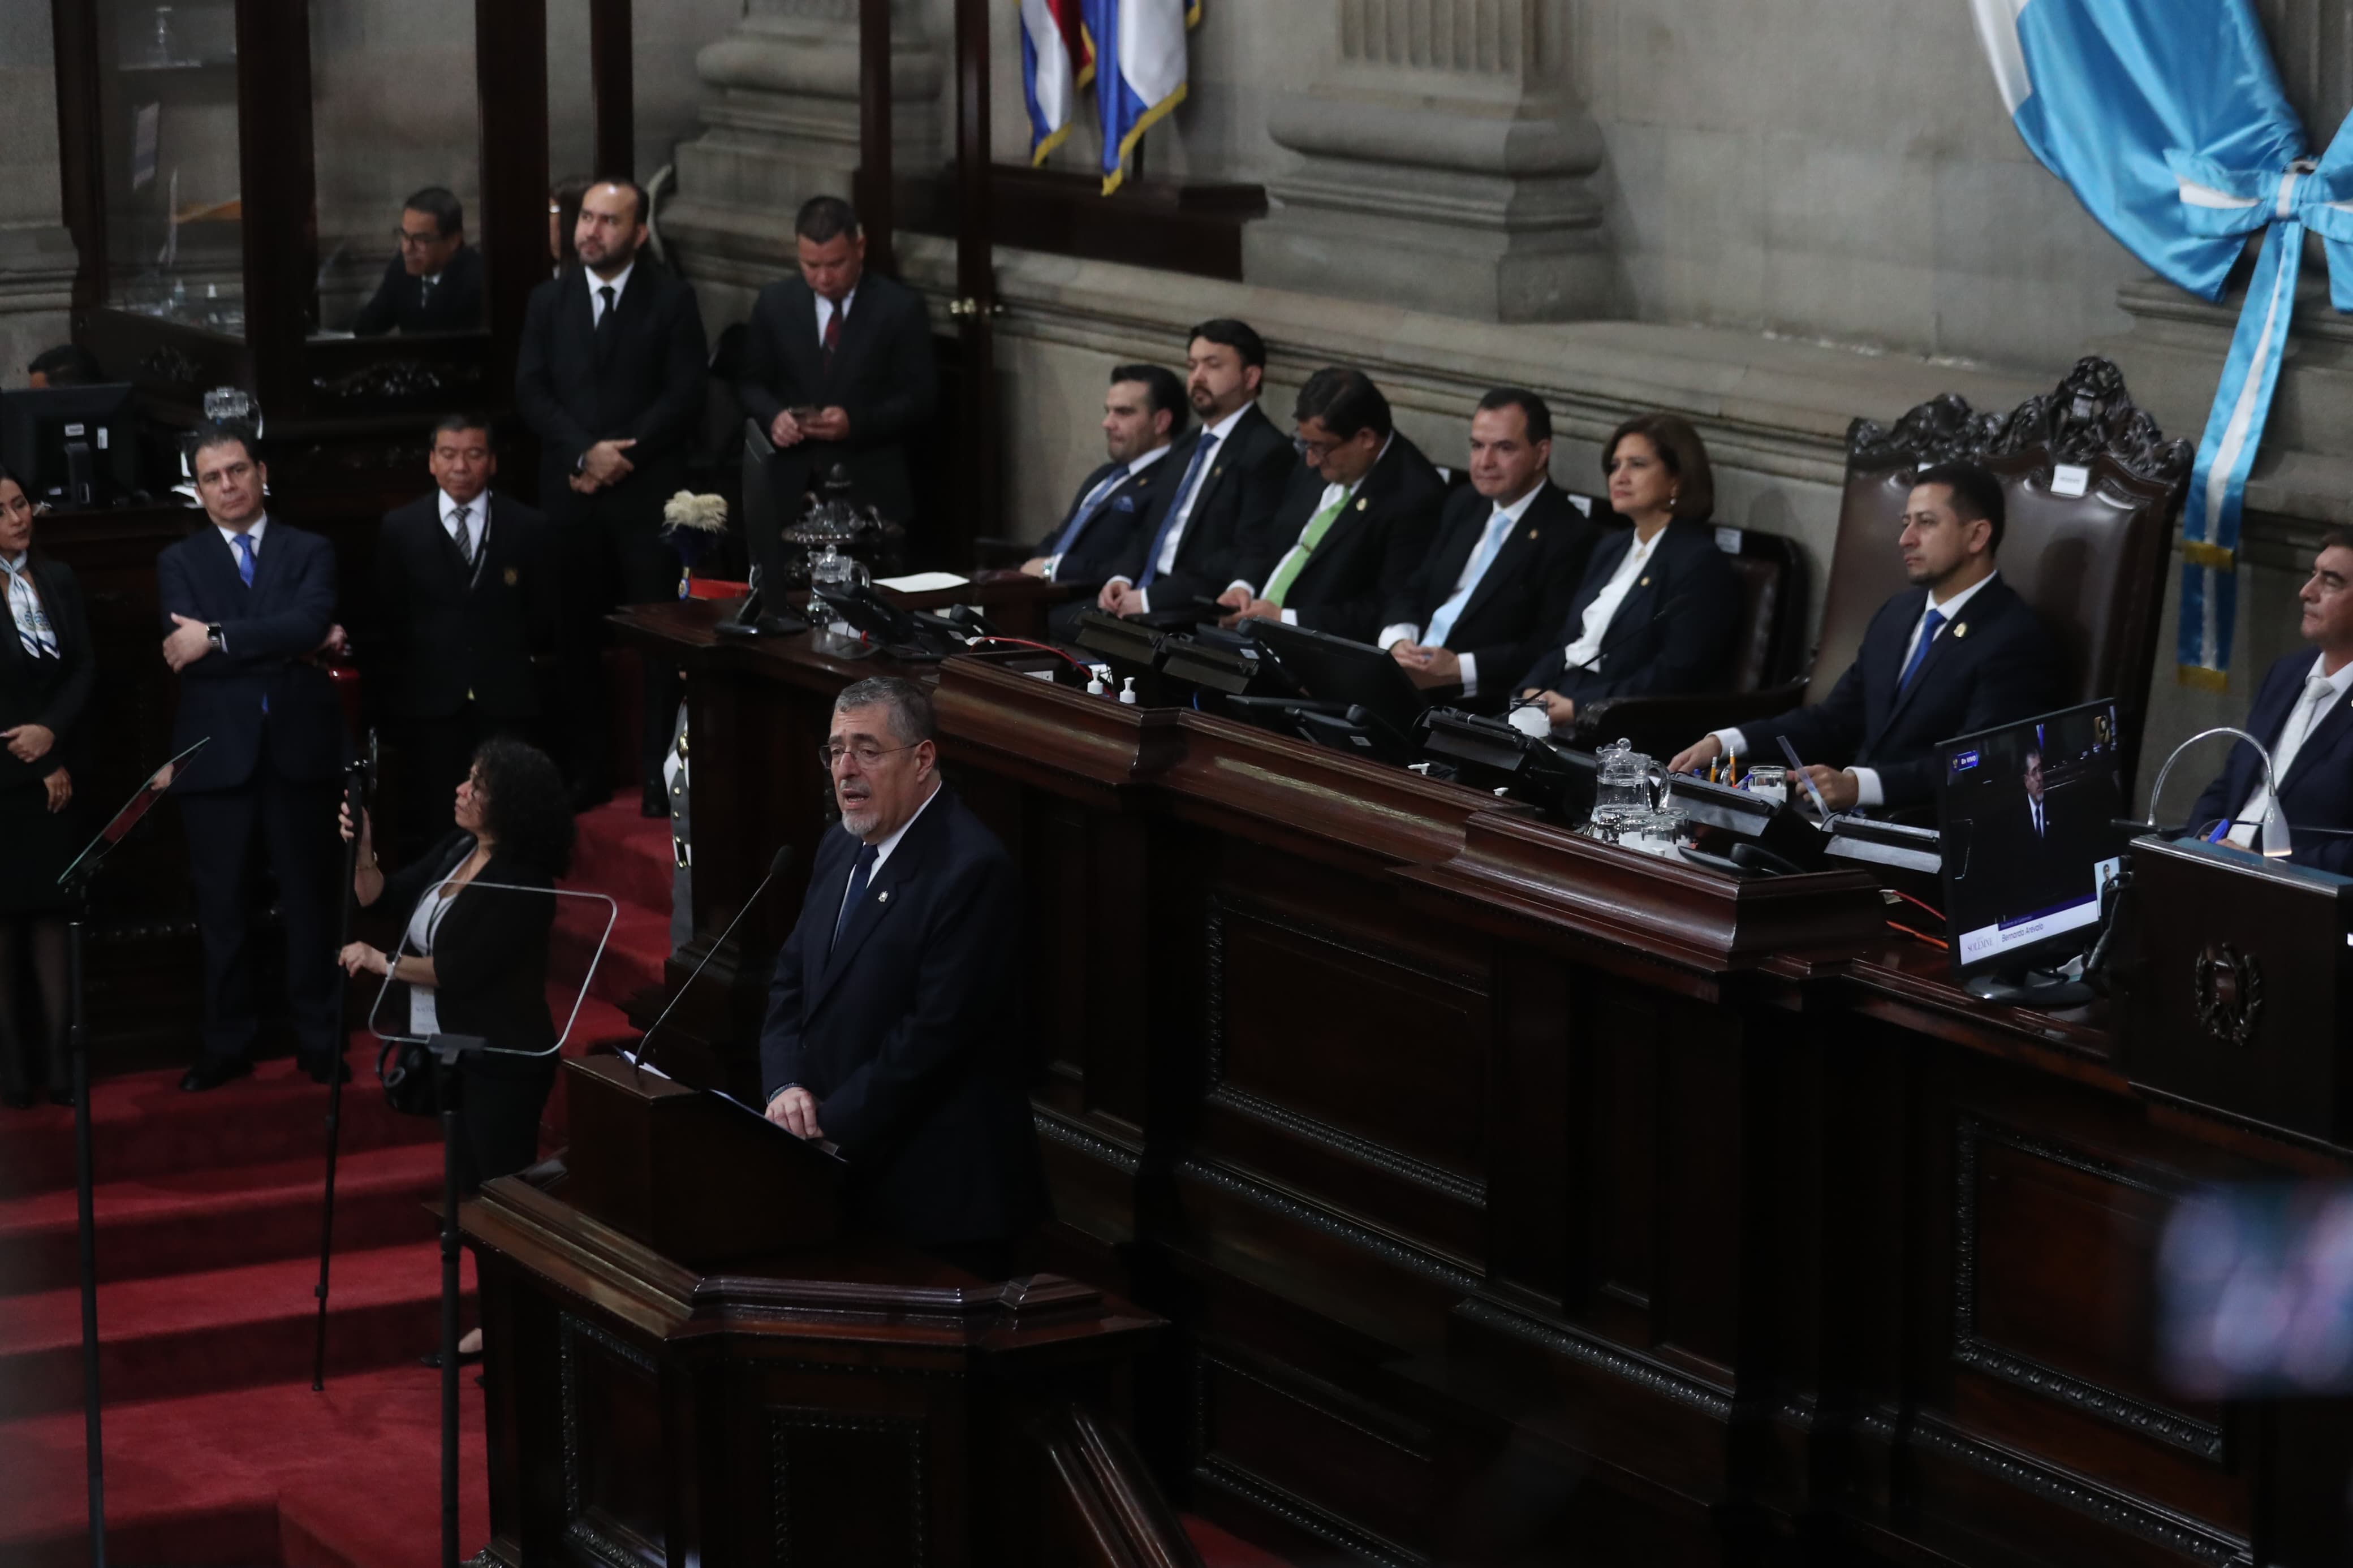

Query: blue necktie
left=1048, top=468, right=1127, bottom=556
left=233, top=532, right=257, bottom=586
left=831, top=841, right=878, bottom=956
left=1136, top=432, right=1219, bottom=590
left=1896, top=607, right=1945, bottom=693
left=1425, top=507, right=1515, bottom=649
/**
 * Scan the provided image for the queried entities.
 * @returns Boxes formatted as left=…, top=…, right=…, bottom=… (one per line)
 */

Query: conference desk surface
left=613, top=597, right=2352, bottom=1568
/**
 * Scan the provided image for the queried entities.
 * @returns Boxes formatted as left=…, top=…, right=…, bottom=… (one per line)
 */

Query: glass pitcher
left=1592, top=738, right=1664, bottom=836
left=807, top=544, right=870, bottom=627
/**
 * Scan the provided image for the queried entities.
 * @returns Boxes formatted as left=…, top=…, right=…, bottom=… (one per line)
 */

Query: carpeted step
left=0, top=1363, right=489, bottom=1568
left=1183, top=1514, right=1299, bottom=1567
left=552, top=893, right=669, bottom=1008
left=0, top=1141, right=446, bottom=1299
left=0, top=1045, right=438, bottom=1202
left=0, top=1240, right=473, bottom=1419
left=567, top=797, right=678, bottom=914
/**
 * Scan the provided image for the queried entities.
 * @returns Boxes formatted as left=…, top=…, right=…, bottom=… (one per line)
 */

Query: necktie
left=1895, top=607, right=1946, bottom=693
left=1261, top=489, right=1354, bottom=607
left=2229, top=673, right=2337, bottom=848
left=832, top=841, right=879, bottom=955
left=595, top=285, right=618, bottom=350
left=1424, top=508, right=1514, bottom=649
left=3, top=558, right=58, bottom=658
left=451, top=504, right=475, bottom=568
left=233, top=532, right=257, bottom=587
left=822, top=303, right=843, bottom=373
left=1048, top=468, right=1128, bottom=555
left=1136, top=433, right=1219, bottom=590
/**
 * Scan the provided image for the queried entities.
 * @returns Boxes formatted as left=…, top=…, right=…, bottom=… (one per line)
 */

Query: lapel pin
left=503, top=565, right=519, bottom=586
left=1639, top=576, right=1651, bottom=588
left=877, top=890, right=890, bottom=904
left=1954, top=622, right=1969, bottom=638
left=1355, top=497, right=1368, bottom=511
left=1213, top=466, right=1225, bottom=477
left=1528, top=529, right=1539, bottom=539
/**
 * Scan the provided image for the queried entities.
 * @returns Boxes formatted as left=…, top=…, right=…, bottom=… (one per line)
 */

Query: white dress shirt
left=1113, top=404, right=1253, bottom=612
left=1716, top=569, right=1999, bottom=810
left=588, top=260, right=635, bottom=326
left=1040, top=443, right=1170, bottom=581
left=2227, top=650, right=2353, bottom=846
left=816, top=286, right=857, bottom=344
left=439, top=489, right=486, bottom=562
left=1558, top=523, right=1667, bottom=671
left=1377, top=480, right=1545, bottom=699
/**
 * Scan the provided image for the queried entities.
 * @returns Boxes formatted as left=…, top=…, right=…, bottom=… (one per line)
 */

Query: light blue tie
left=1136, top=432, right=1218, bottom=590
left=233, top=532, right=257, bottom=587
left=1048, top=468, right=1127, bottom=556
left=1424, top=508, right=1515, bottom=649
left=1896, top=607, right=1946, bottom=693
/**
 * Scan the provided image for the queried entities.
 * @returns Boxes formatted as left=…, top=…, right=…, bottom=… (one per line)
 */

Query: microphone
left=2137, top=726, right=2293, bottom=859
left=634, top=843, right=796, bottom=1081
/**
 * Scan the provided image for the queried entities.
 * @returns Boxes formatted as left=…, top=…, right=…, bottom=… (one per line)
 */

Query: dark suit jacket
left=1236, top=433, right=1447, bottom=645
left=0, top=553, right=94, bottom=791
left=1746, top=574, right=2062, bottom=813
left=1967, top=787, right=2087, bottom=917
left=514, top=260, right=709, bottom=527
left=351, top=244, right=485, bottom=337
left=375, top=491, right=555, bottom=720
left=1381, top=483, right=1601, bottom=709
left=378, top=832, right=559, bottom=1078
left=759, top=788, right=1048, bottom=1246
left=1042, top=453, right=1173, bottom=586
left=2191, top=650, right=2353, bottom=874
left=1107, top=403, right=1294, bottom=610
left=738, top=271, right=937, bottom=529
left=156, top=519, right=344, bottom=794
left=1514, top=519, right=1743, bottom=705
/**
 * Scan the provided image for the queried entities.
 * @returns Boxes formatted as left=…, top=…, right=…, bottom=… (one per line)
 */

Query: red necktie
left=822, top=306, right=842, bottom=373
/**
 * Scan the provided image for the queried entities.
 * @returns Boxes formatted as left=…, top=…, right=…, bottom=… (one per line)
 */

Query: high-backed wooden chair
left=1571, top=357, right=2191, bottom=791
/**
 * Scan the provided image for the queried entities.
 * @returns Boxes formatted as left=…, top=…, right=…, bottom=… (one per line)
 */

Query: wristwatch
left=205, top=623, right=225, bottom=651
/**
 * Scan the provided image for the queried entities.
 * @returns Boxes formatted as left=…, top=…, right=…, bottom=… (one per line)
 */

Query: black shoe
left=179, top=1055, right=253, bottom=1093
left=640, top=779, right=669, bottom=818
left=304, top=1053, right=353, bottom=1086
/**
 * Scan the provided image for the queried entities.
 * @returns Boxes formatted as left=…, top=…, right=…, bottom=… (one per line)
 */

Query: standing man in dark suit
left=738, top=195, right=938, bottom=586
left=1097, top=319, right=1294, bottom=617
left=1023, top=362, right=1186, bottom=585
left=2190, top=528, right=2353, bottom=872
left=1515, top=412, right=1743, bottom=727
left=761, top=677, right=1048, bottom=1279
left=514, top=176, right=708, bottom=814
left=1669, top=462, right=2063, bottom=816
left=1380, top=390, right=1601, bottom=712
left=1214, top=368, right=1446, bottom=645
left=375, top=413, right=556, bottom=859
left=351, top=187, right=485, bottom=336
left=157, top=425, right=349, bottom=1090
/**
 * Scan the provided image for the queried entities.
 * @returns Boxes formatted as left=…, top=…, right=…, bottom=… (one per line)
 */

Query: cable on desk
left=1887, top=919, right=1949, bottom=951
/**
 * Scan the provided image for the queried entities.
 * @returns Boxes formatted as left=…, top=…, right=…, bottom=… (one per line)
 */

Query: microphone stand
left=313, top=735, right=376, bottom=1391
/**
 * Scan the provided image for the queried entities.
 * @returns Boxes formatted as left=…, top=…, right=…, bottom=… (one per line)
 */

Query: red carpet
left=0, top=802, right=1281, bottom=1568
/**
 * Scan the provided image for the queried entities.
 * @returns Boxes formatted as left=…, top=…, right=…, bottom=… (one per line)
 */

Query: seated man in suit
left=1668, top=461, right=2062, bottom=817
left=1381, top=389, right=1602, bottom=710
left=1214, top=368, right=1446, bottom=645
left=761, top=677, right=1048, bottom=1280
left=375, top=413, right=557, bottom=859
left=157, top=425, right=349, bottom=1091
left=2189, top=526, right=2353, bottom=871
left=352, top=187, right=484, bottom=336
left=1097, top=319, right=1295, bottom=617
left=1515, top=412, right=1742, bottom=729
left=739, top=194, right=937, bottom=586
left=1023, top=362, right=1186, bottom=585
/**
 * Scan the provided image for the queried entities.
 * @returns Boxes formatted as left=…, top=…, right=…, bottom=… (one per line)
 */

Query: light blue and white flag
left=1972, top=0, right=2353, bottom=688
left=1084, top=0, right=1199, bottom=196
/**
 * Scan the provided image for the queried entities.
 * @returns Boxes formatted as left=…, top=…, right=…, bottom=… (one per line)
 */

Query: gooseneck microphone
left=634, top=843, right=796, bottom=1081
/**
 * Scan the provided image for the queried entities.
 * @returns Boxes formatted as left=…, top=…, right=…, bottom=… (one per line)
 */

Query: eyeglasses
left=1294, top=435, right=1342, bottom=463
left=394, top=228, right=442, bottom=248
left=817, top=740, right=919, bottom=771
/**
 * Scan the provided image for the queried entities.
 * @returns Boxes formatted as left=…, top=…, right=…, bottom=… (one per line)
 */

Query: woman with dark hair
left=0, top=464, right=93, bottom=1108
left=1513, top=412, right=1744, bottom=731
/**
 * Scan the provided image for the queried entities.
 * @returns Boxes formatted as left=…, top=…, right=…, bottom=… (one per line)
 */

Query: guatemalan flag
left=1020, top=0, right=1093, bottom=165
left=1085, top=0, right=1200, bottom=195
left=1972, top=0, right=2353, bottom=686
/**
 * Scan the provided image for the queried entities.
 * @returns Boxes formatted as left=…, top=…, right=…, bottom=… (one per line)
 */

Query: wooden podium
left=460, top=1056, right=1196, bottom=1567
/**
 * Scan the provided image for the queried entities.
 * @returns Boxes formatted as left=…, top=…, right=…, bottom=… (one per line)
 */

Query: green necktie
left=1262, top=489, right=1352, bottom=607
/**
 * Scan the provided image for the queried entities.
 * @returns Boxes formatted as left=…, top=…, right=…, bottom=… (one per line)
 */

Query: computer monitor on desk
left=0, top=382, right=142, bottom=509
left=1240, top=618, right=1431, bottom=747
left=1936, top=698, right=2129, bottom=997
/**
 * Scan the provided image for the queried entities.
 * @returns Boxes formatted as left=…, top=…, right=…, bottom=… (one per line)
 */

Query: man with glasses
left=760, top=677, right=1047, bottom=1281
left=352, top=187, right=484, bottom=337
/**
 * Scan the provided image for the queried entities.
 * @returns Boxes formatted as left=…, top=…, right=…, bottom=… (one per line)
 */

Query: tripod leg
left=441, top=1072, right=462, bottom=1568
left=314, top=774, right=365, bottom=1390
left=69, top=906, right=107, bottom=1568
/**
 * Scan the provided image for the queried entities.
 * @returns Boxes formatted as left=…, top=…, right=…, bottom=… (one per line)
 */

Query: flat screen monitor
left=1936, top=697, right=2129, bottom=977
left=0, top=383, right=142, bottom=510
left=1240, top=617, right=1430, bottom=742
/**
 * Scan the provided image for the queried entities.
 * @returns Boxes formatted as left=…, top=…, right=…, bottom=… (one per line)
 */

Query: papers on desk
left=617, top=1049, right=846, bottom=1159
left=876, top=571, right=970, bottom=594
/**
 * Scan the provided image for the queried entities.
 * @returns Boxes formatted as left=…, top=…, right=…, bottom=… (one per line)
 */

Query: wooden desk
left=614, top=601, right=2353, bottom=1568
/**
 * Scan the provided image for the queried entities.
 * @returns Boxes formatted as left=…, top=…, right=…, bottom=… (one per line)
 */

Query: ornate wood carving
left=2192, top=941, right=2265, bottom=1046
left=1846, top=356, right=2195, bottom=487
left=1175, top=1158, right=1482, bottom=1293
left=137, top=345, right=201, bottom=388
left=1453, top=1298, right=1734, bottom=1419
left=769, top=1409, right=929, bottom=1565
left=556, top=1312, right=663, bottom=1568
left=311, top=357, right=486, bottom=403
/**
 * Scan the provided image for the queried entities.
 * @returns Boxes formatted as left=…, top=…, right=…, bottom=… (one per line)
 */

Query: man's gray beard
left=841, top=805, right=878, bottom=837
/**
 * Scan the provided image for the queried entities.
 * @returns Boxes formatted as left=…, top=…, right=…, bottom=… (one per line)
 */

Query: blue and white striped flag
left=1084, top=0, right=1199, bottom=196
left=1972, top=0, right=2353, bottom=688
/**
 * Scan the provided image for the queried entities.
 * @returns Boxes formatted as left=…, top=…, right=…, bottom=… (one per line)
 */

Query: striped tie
left=3, top=558, right=58, bottom=658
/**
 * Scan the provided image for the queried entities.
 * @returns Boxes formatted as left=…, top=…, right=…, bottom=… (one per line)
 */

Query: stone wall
left=0, top=5, right=71, bottom=386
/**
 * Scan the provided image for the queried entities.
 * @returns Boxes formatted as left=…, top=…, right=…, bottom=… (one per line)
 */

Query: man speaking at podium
left=760, top=677, right=1048, bottom=1278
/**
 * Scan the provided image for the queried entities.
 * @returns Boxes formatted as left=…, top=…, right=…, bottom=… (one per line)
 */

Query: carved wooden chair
left=1567, top=357, right=2192, bottom=792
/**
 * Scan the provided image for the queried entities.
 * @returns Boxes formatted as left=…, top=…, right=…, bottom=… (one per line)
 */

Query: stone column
left=1244, top=0, right=1611, bottom=323
left=0, top=5, right=75, bottom=383
left=664, top=0, right=942, bottom=324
